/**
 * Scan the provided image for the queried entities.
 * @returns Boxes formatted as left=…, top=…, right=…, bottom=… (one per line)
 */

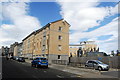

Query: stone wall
left=49, top=54, right=69, bottom=64
left=69, top=56, right=120, bottom=69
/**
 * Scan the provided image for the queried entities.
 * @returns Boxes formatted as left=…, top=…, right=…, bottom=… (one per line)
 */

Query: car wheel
left=98, top=67, right=102, bottom=71
left=31, top=64, right=34, bottom=67
left=45, top=65, right=48, bottom=68
left=85, top=65, right=88, bottom=68
left=35, top=64, right=39, bottom=68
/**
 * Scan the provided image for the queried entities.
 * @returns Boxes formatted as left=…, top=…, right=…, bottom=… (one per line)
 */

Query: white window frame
left=58, top=35, right=62, bottom=40
left=42, top=45, right=45, bottom=51
left=58, top=45, right=62, bottom=51
left=58, top=55, right=61, bottom=60
left=59, top=27, right=62, bottom=31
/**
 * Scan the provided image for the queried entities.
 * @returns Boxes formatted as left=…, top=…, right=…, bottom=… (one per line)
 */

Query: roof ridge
left=22, top=19, right=69, bottom=41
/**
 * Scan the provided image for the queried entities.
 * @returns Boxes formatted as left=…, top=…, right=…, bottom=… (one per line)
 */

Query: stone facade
left=69, top=41, right=99, bottom=57
left=14, top=43, right=23, bottom=57
left=9, top=42, right=18, bottom=56
left=22, top=19, right=70, bottom=63
left=81, top=41, right=99, bottom=56
left=1, top=46, right=5, bottom=56
left=69, top=45, right=82, bottom=57
left=1, top=46, right=9, bottom=56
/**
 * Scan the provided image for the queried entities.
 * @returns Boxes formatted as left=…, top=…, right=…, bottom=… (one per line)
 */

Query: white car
left=85, top=60, right=109, bottom=71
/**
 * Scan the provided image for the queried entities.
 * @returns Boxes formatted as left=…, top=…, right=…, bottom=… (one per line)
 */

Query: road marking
left=77, top=75, right=81, bottom=78
left=22, top=69, right=27, bottom=72
left=56, top=75, right=64, bottom=78
left=32, top=75, right=39, bottom=79
left=70, top=75, right=77, bottom=78
left=44, top=71, right=47, bottom=73
left=35, top=68, right=38, bottom=69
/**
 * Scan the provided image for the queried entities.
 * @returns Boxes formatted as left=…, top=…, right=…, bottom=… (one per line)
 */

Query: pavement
left=25, top=59, right=119, bottom=78
left=49, top=64, right=119, bottom=78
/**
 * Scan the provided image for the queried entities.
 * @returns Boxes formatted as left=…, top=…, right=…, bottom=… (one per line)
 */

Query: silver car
left=85, top=60, right=109, bottom=71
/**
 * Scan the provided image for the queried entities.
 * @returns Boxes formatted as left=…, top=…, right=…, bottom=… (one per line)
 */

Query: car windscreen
left=40, top=58, right=47, bottom=60
left=96, top=61, right=103, bottom=64
left=87, top=61, right=92, bottom=63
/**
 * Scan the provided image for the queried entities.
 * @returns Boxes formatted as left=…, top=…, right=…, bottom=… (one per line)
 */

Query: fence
left=51, top=56, right=120, bottom=69
left=69, top=56, right=120, bottom=69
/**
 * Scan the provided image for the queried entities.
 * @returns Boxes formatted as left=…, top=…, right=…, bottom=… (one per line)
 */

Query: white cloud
left=109, top=2, right=119, bottom=15
left=0, top=2, right=41, bottom=47
left=69, top=17, right=118, bottom=53
left=57, top=1, right=118, bottom=53
left=69, top=18, right=118, bottom=42
left=0, top=3, right=2, bottom=21
left=58, top=1, right=114, bottom=32
left=56, top=0, right=118, bottom=2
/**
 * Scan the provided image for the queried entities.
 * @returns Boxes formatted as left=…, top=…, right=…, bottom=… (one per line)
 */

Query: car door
left=93, top=61, right=98, bottom=69
left=32, top=58, right=37, bottom=64
left=88, top=61, right=93, bottom=67
left=35, top=58, right=40, bottom=64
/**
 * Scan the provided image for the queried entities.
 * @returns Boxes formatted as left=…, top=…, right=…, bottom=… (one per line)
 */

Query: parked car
left=13, top=56, right=16, bottom=60
left=6, top=56, right=9, bottom=60
left=18, top=57, right=25, bottom=62
left=10, top=56, right=13, bottom=59
left=85, top=60, right=109, bottom=71
left=13, top=56, right=17, bottom=60
left=15, top=57, right=19, bottom=61
left=12, top=56, right=18, bottom=60
left=31, top=57, right=48, bottom=68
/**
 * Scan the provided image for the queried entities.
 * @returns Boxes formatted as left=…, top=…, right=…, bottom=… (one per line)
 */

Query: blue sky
left=97, top=2, right=117, bottom=7
left=1, top=1, right=119, bottom=53
left=28, top=2, right=118, bottom=27
left=29, top=2, right=62, bottom=26
left=2, top=2, right=118, bottom=27
left=29, top=2, right=118, bottom=46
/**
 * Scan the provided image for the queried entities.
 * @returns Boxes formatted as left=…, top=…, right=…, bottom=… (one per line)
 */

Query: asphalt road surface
left=101, top=70, right=120, bottom=78
left=2, top=57, right=80, bottom=79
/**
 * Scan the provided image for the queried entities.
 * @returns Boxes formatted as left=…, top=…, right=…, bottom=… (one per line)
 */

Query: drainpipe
left=32, top=34, right=35, bottom=60
left=48, top=28, right=50, bottom=64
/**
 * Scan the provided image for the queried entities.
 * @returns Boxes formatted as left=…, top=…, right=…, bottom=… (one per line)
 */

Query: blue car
left=31, top=57, right=48, bottom=68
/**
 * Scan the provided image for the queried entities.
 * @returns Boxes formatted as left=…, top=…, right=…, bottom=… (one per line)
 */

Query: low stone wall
left=69, top=56, right=120, bottom=69
left=52, top=60, right=68, bottom=65
left=25, top=59, right=32, bottom=63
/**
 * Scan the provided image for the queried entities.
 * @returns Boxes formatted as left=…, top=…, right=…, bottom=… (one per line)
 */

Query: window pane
left=58, top=55, right=61, bottom=59
left=59, top=27, right=62, bottom=31
left=40, top=58, right=46, bottom=60
left=58, top=45, right=62, bottom=51
left=58, top=36, right=62, bottom=40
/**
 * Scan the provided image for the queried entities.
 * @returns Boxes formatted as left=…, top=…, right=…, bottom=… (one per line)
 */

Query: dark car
left=13, top=56, right=17, bottom=60
left=31, top=57, right=48, bottom=68
left=9, top=56, right=13, bottom=59
left=18, top=57, right=25, bottom=62
left=85, top=60, right=109, bottom=71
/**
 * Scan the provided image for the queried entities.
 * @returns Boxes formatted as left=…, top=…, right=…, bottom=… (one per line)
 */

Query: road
left=101, top=70, right=119, bottom=78
left=2, top=57, right=80, bottom=79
